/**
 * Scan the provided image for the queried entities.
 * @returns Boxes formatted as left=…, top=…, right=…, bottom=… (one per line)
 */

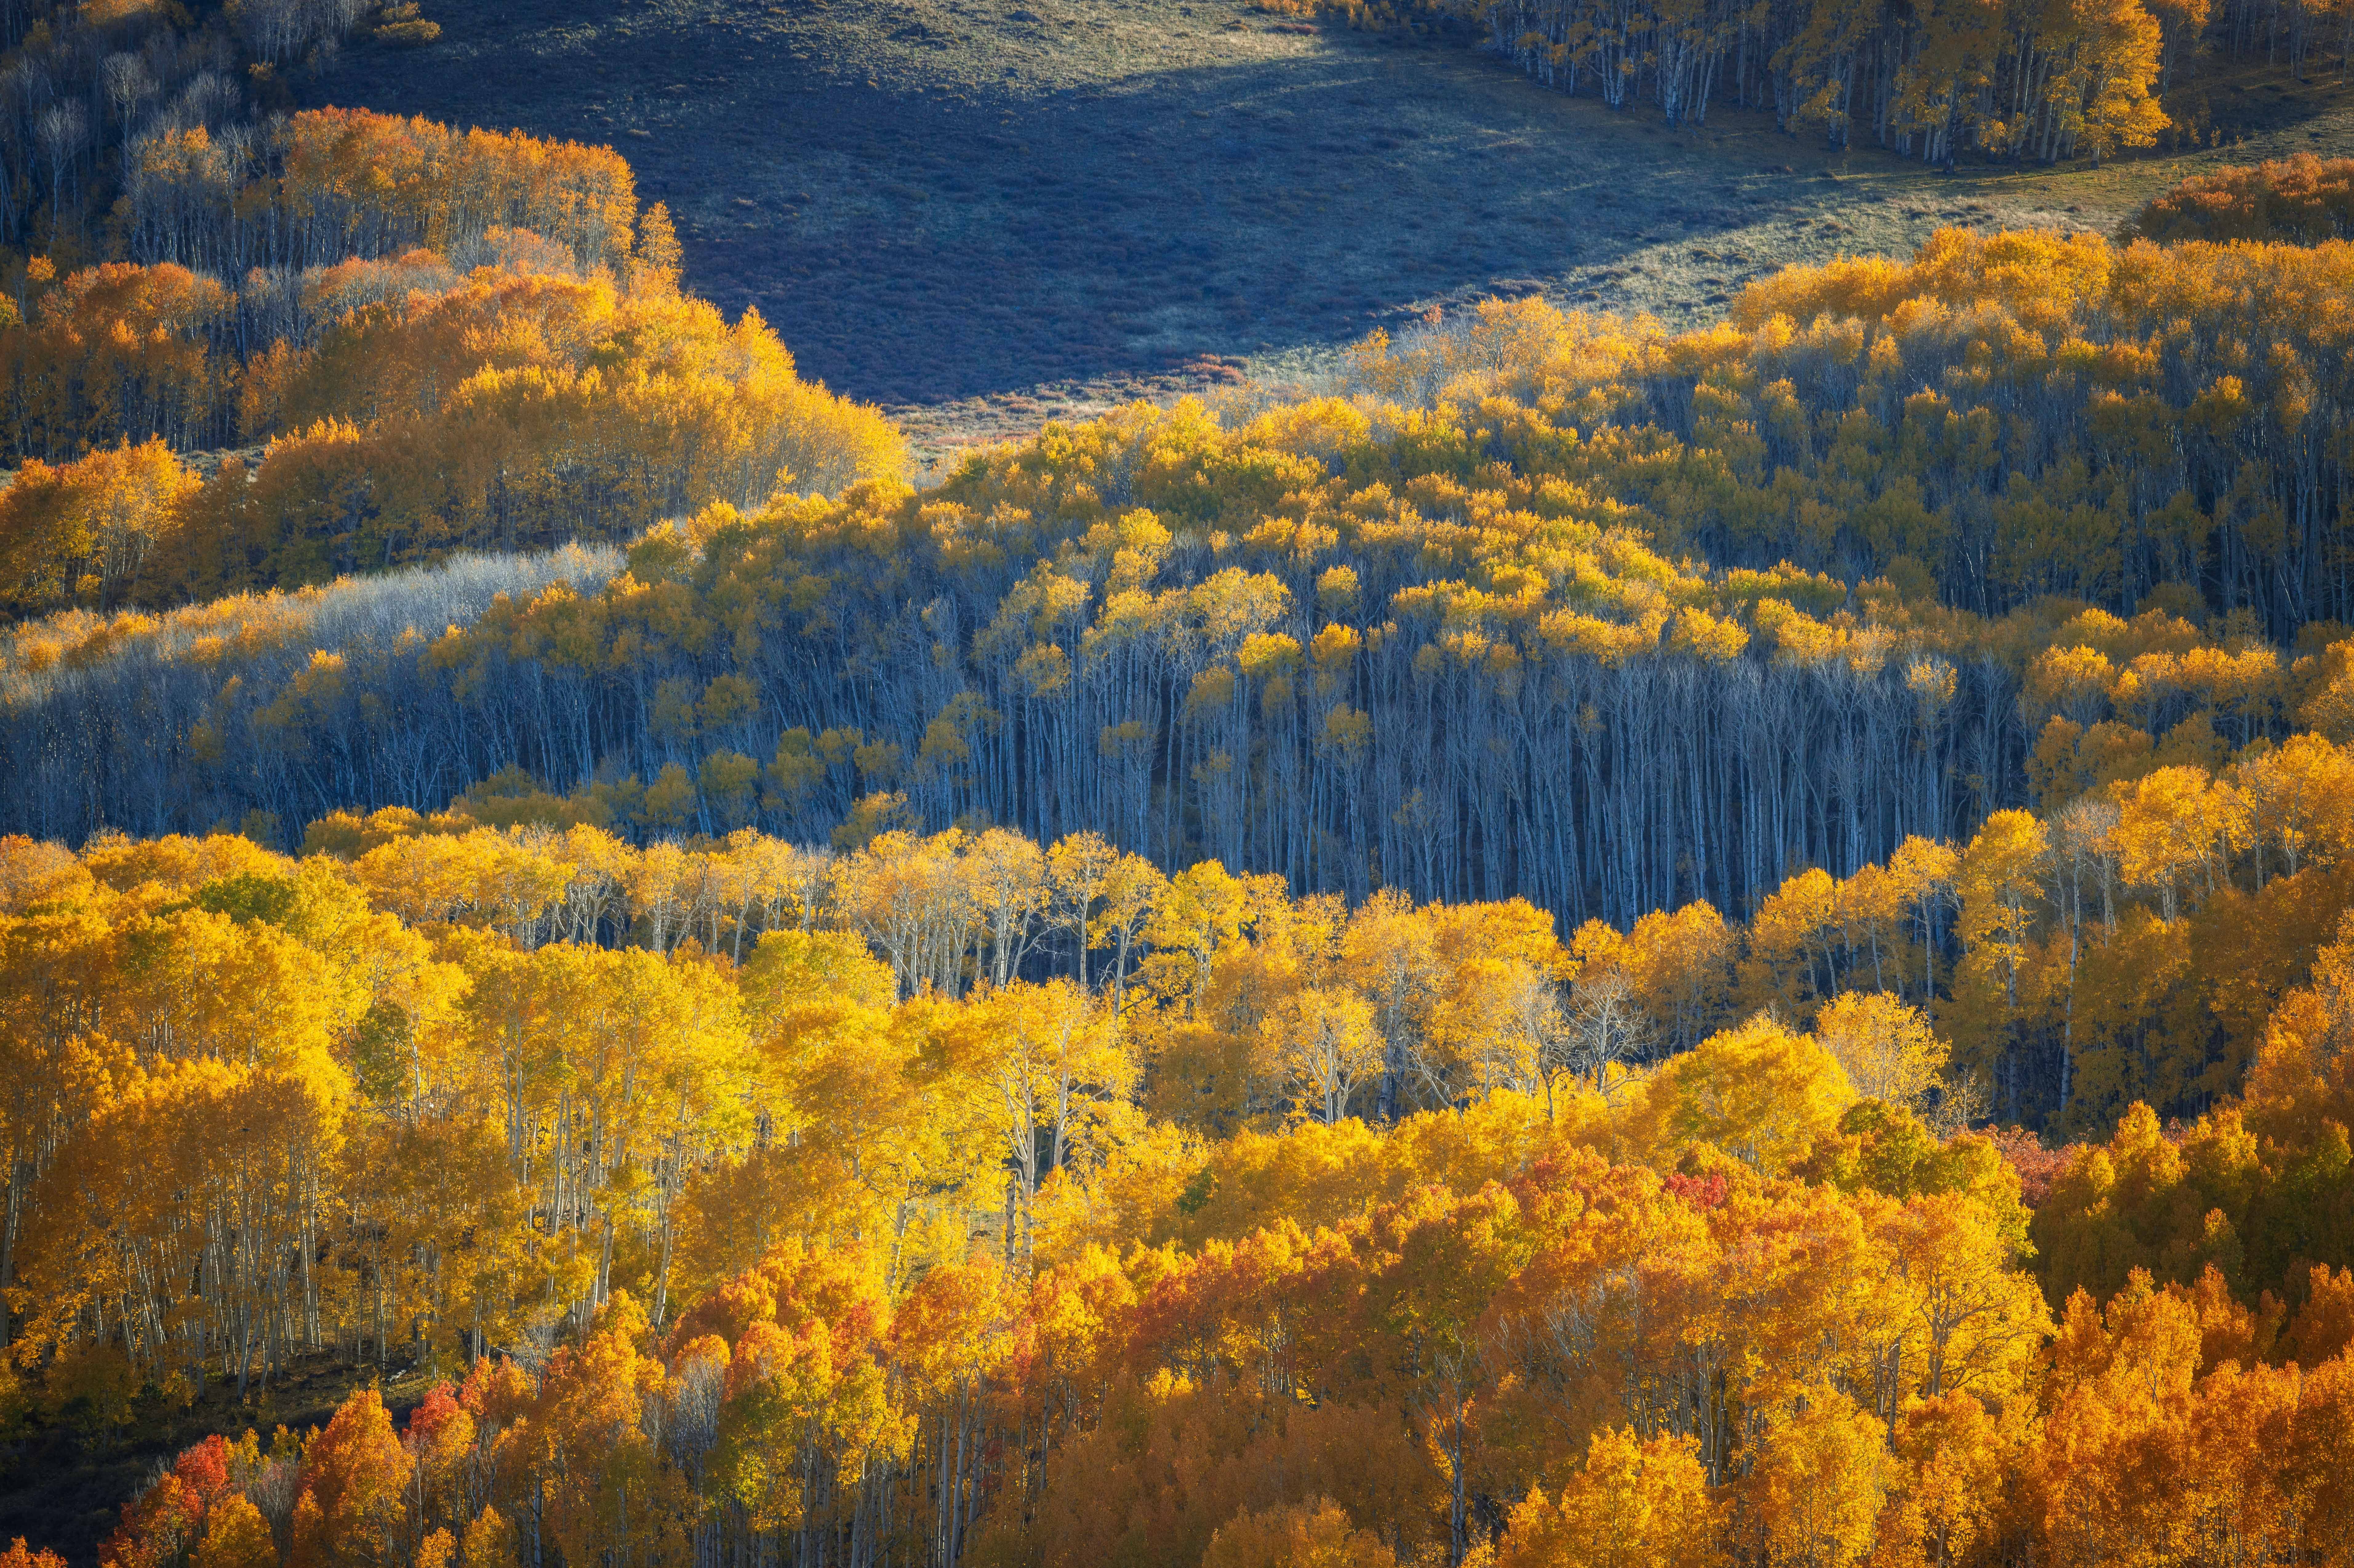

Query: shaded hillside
left=302, top=0, right=2354, bottom=462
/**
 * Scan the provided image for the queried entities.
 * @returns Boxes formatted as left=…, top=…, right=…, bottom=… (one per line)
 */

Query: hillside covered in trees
left=1306, top=0, right=2340, bottom=159
left=10, top=792, right=2354, bottom=1568
left=15, top=180, right=2354, bottom=1568
left=0, top=0, right=905, bottom=621
left=13, top=0, right=2354, bottom=1563
left=10, top=230, right=2354, bottom=939
left=0, top=102, right=904, bottom=617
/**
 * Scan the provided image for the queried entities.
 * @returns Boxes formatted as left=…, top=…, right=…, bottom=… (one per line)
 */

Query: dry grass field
left=312, top=0, right=2354, bottom=467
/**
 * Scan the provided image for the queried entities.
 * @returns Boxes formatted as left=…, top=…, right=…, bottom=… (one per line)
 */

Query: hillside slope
left=303, top=0, right=2354, bottom=463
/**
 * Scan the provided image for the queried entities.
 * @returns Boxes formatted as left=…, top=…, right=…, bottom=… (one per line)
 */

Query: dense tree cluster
left=1289, top=0, right=2347, bottom=159
left=1459, top=0, right=2171, bottom=159
left=11, top=230, right=2354, bottom=934
left=0, top=102, right=651, bottom=460
left=123, top=106, right=641, bottom=281
left=3, top=432, right=2001, bottom=926
left=257, top=677, right=2354, bottom=1138
left=11, top=801, right=2354, bottom=1568
left=0, top=107, right=903, bottom=619
left=0, top=0, right=907, bottom=601
left=4, top=746, right=2353, bottom=1402
left=0, top=4, right=239, bottom=258
left=2128, top=152, right=2354, bottom=243
left=0, top=0, right=391, bottom=262
left=0, top=251, right=903, bottom=613
left=1378, top=233, right=2354, bottom=632
left=0, top=11, right=2351, bottom=1556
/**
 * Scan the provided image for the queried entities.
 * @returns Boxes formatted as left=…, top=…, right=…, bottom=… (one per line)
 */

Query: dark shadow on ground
left=306, top=0, right=2354, bottom=458
left=302, top=0, right=1849, bottom=434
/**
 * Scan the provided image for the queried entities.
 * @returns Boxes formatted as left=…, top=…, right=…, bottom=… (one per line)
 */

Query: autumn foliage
left=1297, top=0, right=2354, bottom=161
left=18, top=246, right=2354, bottom=1546
left=20, top=228, right=2354, bottom=966
left=12, top=794, right=2354, bottom=1568
left=0, top=107, right=904, bottom=619
left=2128, top=152, right=2354, bottom=244
left=8, top=1, right=2354, bottom=1563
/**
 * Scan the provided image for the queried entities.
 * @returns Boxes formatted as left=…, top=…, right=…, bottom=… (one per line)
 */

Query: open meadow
left=307, top=0, right=2354, bottom=463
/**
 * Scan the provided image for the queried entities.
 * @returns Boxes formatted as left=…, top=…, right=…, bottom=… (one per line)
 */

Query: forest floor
left=306, top=0, right=2354, bottom=471
left=0, top=1351, right=438, bottom=1564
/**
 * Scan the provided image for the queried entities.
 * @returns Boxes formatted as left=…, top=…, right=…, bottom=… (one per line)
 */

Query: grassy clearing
left=296, top=2, right=2354, bottom=462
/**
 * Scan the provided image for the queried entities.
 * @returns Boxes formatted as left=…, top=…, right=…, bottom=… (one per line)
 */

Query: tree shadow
left=302, top=0, right=1856, bottom=407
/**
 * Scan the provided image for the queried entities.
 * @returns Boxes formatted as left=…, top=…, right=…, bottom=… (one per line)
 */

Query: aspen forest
left=13, top=0, right=2354, bottom=1560
left=1313, top=0, right=2344, bottom=157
